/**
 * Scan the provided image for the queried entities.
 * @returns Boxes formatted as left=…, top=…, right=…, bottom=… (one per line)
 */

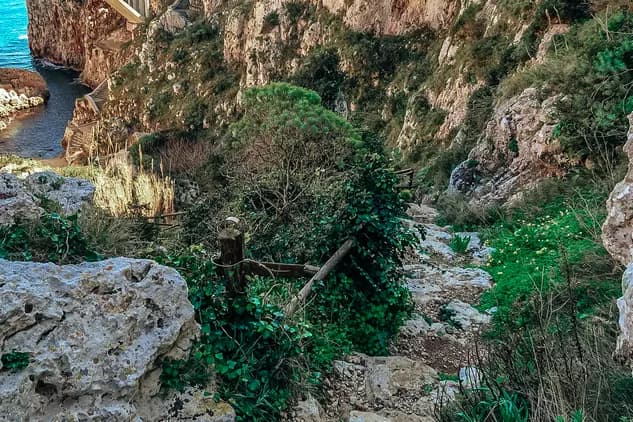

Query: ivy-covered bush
left=161, top=84, right=415, bottom=420
left=0, top=212, right=100, bottom=264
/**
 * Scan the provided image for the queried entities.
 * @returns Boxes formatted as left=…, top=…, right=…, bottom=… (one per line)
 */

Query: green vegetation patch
left=480, top=186, right=620, bottom=329
left=1, top=352, right=30, bottom=371
left=157, top=84, right=415, bottom=421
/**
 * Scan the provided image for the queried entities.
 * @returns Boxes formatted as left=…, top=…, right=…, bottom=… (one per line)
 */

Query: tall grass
left=92, top=153, right=175, bottom=218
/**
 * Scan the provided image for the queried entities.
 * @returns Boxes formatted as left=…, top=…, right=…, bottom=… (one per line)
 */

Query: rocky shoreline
left=0, top=68, right=49, bottom=131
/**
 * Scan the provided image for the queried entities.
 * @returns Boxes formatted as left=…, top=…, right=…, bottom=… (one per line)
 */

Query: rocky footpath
left=0, top=258, right=234, bottom=421
left=293, top=204, right=494, bottom=421
left=0, top=171, right=94, bottom=226
left=603, top=113, right=633, bottom=367
left=0, top=68, right=49, bottom=131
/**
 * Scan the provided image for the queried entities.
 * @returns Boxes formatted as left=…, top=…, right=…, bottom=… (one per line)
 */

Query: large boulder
left=603, top=113, right=633, bottom=267
left=0, top=258, right=234, bottom=421
left=604, top=114, right=633, bottom=369
left=0, top=171, right=94, bottom=226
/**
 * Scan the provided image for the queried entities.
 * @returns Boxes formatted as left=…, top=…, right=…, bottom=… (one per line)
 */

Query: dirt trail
left=293, top=204, right=496, bottom=422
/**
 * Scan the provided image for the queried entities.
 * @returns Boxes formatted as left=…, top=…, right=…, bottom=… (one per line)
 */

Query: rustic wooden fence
left=218, top=218, right=354, bottom=316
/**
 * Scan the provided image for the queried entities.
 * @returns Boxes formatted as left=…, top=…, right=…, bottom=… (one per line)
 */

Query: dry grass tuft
left=93, top=153, right=175, bottom=217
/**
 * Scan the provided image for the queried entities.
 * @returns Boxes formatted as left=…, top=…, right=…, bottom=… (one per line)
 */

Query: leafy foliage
left=1, top=352, right=30, bottom=371
left=450, top=235, right=471, bottom=254
left=290, top=48, right=347, bottom=109
left=0, top=213, right=100, bottom=264
left=480, top=186, right=619, bottom=328
left=454, top=389, right=530, bottom=422
left=160, top=84, right=414, bottom=420
left=439, top=180, right=632, bottom=421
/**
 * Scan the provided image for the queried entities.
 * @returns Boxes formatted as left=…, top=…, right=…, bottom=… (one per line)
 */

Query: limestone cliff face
left=449, top=88, right=574, bottom=206
left=603, top=114, right=633, bottom=369
left=319, top=0, right=460, bottom=34
left=57, top=0, right=562, bottom=197
left=26, top=0, right=131, bottom=87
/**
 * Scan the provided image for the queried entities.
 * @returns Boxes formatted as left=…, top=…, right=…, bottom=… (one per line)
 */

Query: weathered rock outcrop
left=450, top=88, right=571, bottom=205
left=0, top=171, right=94, bottom=226
left=603, top=114, right=633, bottom=368
left=318, top=0, right=459, bottom=34
left=0, top=68, right=49, bottom=131
left=26, top=0, right=131, bottom=86
left=603, top=113, right=633, bottom=267
left=616, top=265, right=633, bottom=368
left=0, top=258, right=234, bottom=421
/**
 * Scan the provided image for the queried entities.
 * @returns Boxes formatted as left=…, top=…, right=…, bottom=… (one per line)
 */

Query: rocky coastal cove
left=1, top=0, right=633, bottom=421
left=0, top=68, right=48, bottom=131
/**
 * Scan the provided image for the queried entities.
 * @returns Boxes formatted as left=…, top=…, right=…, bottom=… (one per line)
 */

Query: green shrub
left=0, top=213, right=100, bottom=264
left=450, top=235, right=471, bottom=254
left=290, top=48, right=347, bottom=109
left=156, top=247, right=314, bottom=421
left=160, top=84, right=415, bottom=420
left=263, top=11, right=280, bottom=30
left=1, top=352, right=30, bottom=371
left=284, top=2, right=309, bottom=24
left=451, top=389, right=530, bottom=422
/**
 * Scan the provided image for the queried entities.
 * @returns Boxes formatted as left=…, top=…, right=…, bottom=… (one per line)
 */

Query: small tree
left=228, top=83, right=362, bottom=261
left=227, top=83, right=415, bottom=353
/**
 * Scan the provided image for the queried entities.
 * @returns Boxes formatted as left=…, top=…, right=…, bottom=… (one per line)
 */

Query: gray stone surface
left=294, top=394, right=323, bottom=422
left=0, top=171, right=94, bottom=226
left=0, top=258, right=233, bottom=421
left=365, top=356, right=438, bottom=405
left=24, top=171, right=95, bottom=215
left=0, top=173, right=42, bottom=226
left=616, top=264, right=633, bottom=368
left=603, top=114, right=633, bottom=370
left=444, top=300, right=491, bottom=329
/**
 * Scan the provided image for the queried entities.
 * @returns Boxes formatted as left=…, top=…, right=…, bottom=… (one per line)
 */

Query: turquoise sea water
left=0, top=0, right=32, bottom=69
left=0, top=0, right=90, bottom=158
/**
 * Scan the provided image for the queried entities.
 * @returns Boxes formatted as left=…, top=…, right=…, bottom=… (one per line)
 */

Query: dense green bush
left=0, top=212, right=100, bottom=264
left=157, top=247, right=314, bottom=421
left=160, top=84, right=414, bottom=420
left=228, top=84, right=415, bottom=351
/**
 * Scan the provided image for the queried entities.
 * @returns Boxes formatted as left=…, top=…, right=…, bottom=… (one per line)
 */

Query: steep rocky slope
left=24, top=0, right=633, bottom=207
left=26, top=0, right=131, bottom=86
left=47, top=0, right=625, bottom=208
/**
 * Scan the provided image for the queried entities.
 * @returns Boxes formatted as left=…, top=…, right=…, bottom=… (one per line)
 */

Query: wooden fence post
left=219, top=221, right=245, bottom=296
